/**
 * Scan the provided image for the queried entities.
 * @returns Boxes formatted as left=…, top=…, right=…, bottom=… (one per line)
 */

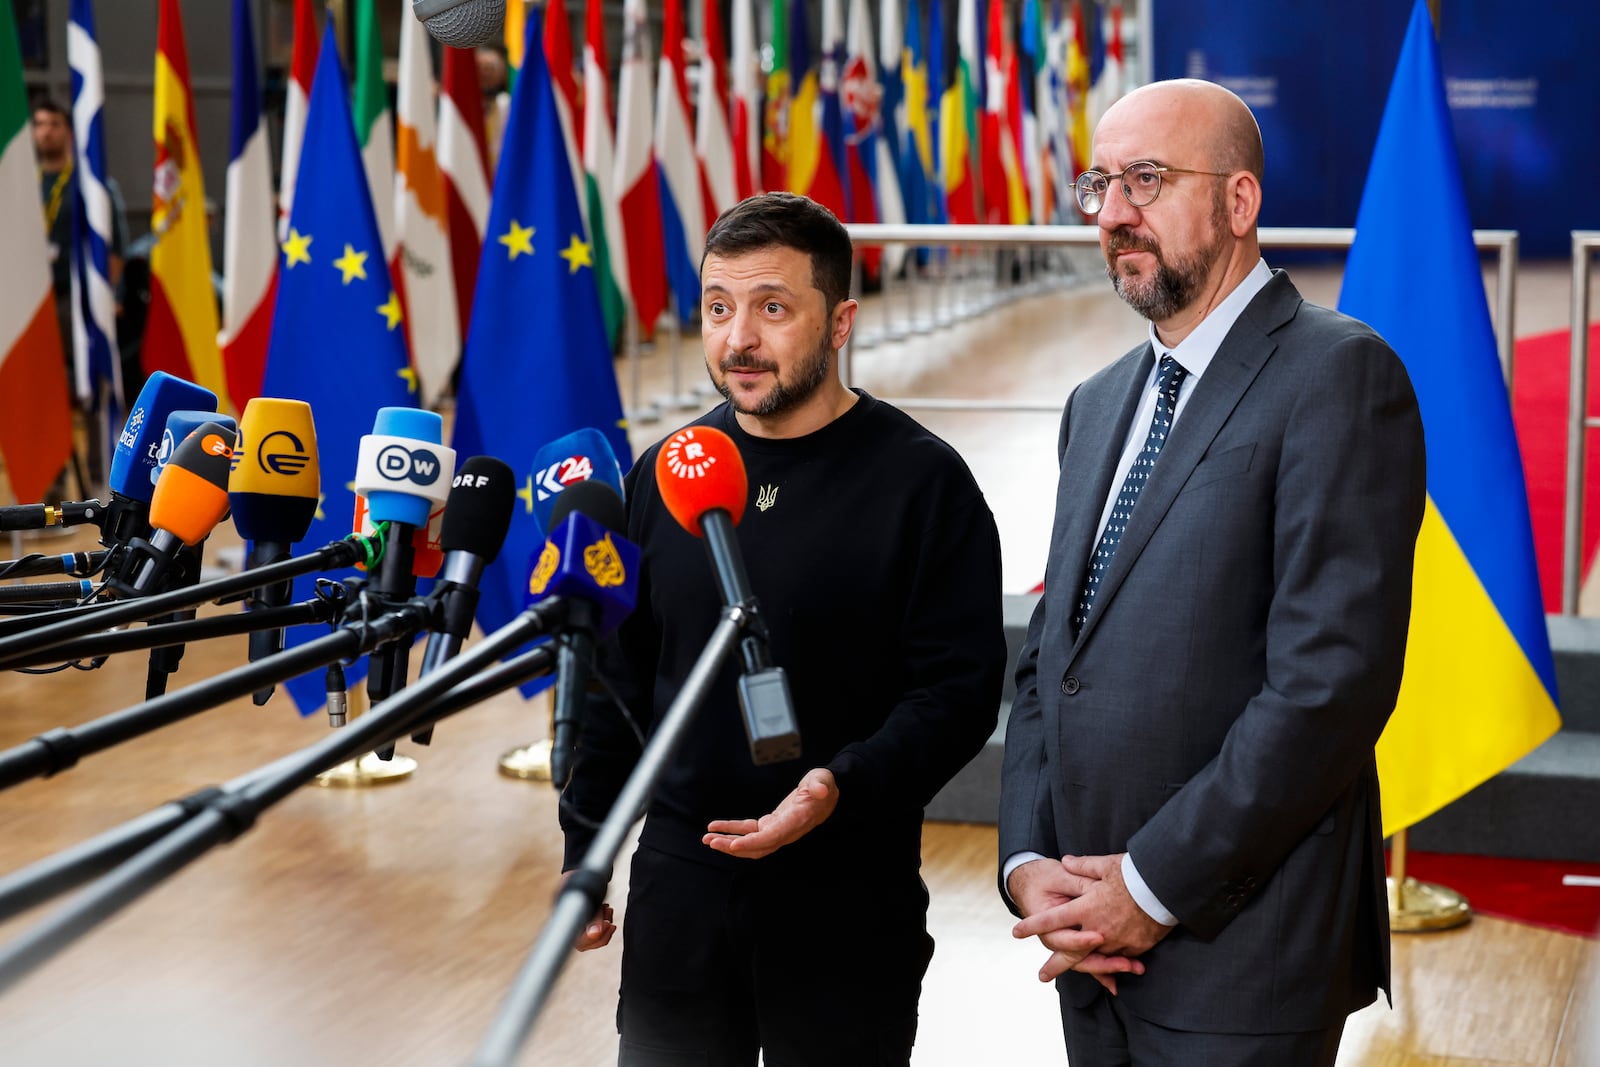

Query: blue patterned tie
left=1073, top=354, right=1189, bottom=634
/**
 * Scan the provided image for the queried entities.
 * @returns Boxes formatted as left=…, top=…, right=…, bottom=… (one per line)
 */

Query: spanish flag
left=144, top=0, right=228, bottom=409
left=0, top=11, right=73, bottom=502
left=1339, top=0, right=1561, bottom=836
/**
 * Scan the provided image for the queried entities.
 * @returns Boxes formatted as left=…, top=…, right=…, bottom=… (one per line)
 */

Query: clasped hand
left=1008, top=853, right=1170, bottom=994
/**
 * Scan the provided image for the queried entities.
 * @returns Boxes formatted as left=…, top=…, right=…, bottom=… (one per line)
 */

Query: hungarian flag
left=144, top=0, right=228, bottom=408
left=438, top=44, right=491, bottom=362
left=0, top=9, right=73, bottom=502
left=220, top=0, right=277, bottom=408
left=395, top=6, right=459, bottom=405
left=582, top=0, right=627, bottom=348
left=277, top=0, right=315, bottom=238
left=615, top=0, right=667, bottom=333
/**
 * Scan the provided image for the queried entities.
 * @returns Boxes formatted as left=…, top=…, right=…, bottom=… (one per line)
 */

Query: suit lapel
left=1072, top=272, right=1302, bottom=652
left=1052, top=346, right=1151, bottom=614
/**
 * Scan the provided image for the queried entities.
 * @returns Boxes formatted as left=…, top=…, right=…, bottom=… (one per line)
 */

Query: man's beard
left=1103, top=194, right=1229, bottom=321
left=712, top=336, right=833, bottom=417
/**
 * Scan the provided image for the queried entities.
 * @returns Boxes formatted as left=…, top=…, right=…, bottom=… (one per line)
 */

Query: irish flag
left=0, top=12, right=73, bottom=502
left=145, top=0, right=228, bottom=408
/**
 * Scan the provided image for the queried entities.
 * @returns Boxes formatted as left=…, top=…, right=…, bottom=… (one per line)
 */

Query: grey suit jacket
left=1000, top=271, right=1426, bottom=1035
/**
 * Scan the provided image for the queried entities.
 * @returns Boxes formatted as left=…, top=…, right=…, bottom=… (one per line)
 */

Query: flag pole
left=1387, top=827, right=1471, bottom=931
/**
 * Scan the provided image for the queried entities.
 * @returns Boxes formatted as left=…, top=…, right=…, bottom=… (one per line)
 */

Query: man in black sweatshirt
left=560, top=192, right=1007, bottom=1066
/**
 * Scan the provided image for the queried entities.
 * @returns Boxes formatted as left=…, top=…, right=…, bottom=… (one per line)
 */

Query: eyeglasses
left=1073, top=161, right=1232, bottom=215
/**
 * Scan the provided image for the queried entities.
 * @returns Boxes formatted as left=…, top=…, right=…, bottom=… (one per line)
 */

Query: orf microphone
left=412, top=0, right=506, bottom=48
left=231, top=398, right=321, bottom=705
left=413, top=456, right=517, bottom=744
left=655, top=426, right=801, bottom=765
left=530, top=480, right=638, bottom=788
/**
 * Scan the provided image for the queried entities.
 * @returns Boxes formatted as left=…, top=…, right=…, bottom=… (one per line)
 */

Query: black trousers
left=1059, top=987, right=1346, bottom=1067
left=616, top=844, right=934, bottom=1067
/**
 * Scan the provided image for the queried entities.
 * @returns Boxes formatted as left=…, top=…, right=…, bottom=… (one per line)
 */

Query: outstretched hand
left=703, top=767, right=839, bottom=859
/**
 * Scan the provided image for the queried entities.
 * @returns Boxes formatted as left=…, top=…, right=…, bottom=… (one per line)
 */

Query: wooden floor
left=0, top=257, right=1594, bottom=1065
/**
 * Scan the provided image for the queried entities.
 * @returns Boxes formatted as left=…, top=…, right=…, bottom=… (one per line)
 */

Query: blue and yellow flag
left=452, top=8, right=631, bottom=649
left=1339, top=0, right=1561, bottom=835
left=262, top=23, right=416, bottom=714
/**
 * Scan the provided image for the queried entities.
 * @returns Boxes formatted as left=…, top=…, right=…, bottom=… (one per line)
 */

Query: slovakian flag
left=452, top=7, right=632, bottom=649
left=145, top=0, right=228, bottom=408
left=263, top=22, right=417, bottom=714
left=615, top=0, right=667, bottom=334
left=696, top=0, right=740, bottom=228
left=438, top=43, right=491, bottom=360
left=729, top=0, right=761, bottom=200
left=67, top=0, right=122, bottom=413
left=219, top=0, right=277, bottom=409
left=0, top=10, right=73, bottom=503
left=395, top=8, right=459, bottom=406
left=583, top=0, right=628, bottom=348
left=818, top=0, right=855, bottom=222
left=655, top=0, right=706, bottom=323
left=1339, top=0, right=1561, bottom=835
left=277, top=0, right=315, bottom=238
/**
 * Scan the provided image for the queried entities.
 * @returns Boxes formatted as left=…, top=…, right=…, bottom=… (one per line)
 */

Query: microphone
left=655, top=426, right=801, bottom=765
left=0, top=500, right=106, bottom=534
left=412, top=456, right=517, bottom=744
left=151, top=410, right=238, bottom=488
left=115, top=423, right=237, bottom=597
left=540, top=479, right=629, bottom=788
left=230, top=398, right=321, bottom=706
left=411, top=0, right=506, bottom=48
left=352, top=407, right=456, bottom=712
left=531, top=480, right=639, bottom=788
left=528, top=427, right=625, bottom=536
left=104, top=372, right=218, bottom=560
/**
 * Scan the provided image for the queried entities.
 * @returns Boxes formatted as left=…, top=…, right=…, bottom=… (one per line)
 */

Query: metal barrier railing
left=1565, top=232, right=1600, bottom=614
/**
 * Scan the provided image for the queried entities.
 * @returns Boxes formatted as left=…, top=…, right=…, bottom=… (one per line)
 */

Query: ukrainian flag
left=1339, top=0, right=1561, bottom=836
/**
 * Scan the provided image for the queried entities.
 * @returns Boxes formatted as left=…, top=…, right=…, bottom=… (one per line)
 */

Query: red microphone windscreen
left=655, top=426, right=748, bottom=535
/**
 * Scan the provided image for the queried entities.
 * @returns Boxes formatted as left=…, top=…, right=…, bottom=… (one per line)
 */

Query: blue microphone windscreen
left=373, top=406, right=442, bottom=444
left=154, top=411, right=237, bottom=486
left=528, top=427, right=624, bottom=534
left=109, top=372, right=217, bottom=504
left=524, top=509, right=639, bottom=637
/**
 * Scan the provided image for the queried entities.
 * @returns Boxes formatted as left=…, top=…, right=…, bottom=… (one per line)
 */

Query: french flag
left=220, top=0, right=277, bottom=407
left=654, top=0, right=705, bottom=323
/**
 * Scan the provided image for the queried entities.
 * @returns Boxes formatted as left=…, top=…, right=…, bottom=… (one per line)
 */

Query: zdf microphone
left=411, top=0, right=505, bottom=47
left=655, top=426, right=801, bottom=766
left=152, top=410, right=237, bottom=487
left=231, top=398, right=321, bottom=705
left=120, top=423, right=238, bottom=596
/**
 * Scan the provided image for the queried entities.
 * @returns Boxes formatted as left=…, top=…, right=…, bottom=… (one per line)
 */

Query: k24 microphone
left=530, top=479, right=639, bottom=788
left=412, top=0, right=505, bottom=48
left=231, top=398, right=322, bottom=705
left=528, top=427, right=625, bottom=536
left=413, top=457, right=517, bottom=744
left=655, top=426, right=801, bottom=766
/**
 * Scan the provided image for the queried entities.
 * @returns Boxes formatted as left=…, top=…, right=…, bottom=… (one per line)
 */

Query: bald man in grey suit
left=999, top=80, right=1426, bottom=1065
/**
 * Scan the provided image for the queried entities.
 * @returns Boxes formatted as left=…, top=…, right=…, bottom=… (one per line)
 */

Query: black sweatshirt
left=561, top=391, right=1007, bottom=876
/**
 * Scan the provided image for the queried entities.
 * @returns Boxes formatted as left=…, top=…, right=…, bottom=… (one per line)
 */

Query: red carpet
left=1511, top=325, right=1600, bottom=610
left=1389, top=850, right=1600, bottom=937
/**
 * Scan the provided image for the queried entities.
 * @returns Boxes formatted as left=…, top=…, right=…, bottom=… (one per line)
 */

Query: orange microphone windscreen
left=654, top=426, right=748, bottom=535
left=149, top=423, right=236, bottom=545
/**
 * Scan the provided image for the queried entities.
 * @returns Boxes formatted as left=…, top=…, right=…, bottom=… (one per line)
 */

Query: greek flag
left=67, top=0, right=121, bottom=413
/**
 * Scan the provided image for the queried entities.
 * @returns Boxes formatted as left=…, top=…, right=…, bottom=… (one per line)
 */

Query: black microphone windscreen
left=414, top=0, right=505, bottom=47
left=549, top=479, right=625, bottom=536
left=441, top=456, right=517, bottom=562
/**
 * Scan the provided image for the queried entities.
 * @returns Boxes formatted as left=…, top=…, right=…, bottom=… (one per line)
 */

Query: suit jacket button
left=1060, top=675, right=1081, bottom=695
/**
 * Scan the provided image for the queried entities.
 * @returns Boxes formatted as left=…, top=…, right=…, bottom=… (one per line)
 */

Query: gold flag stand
left=498, top=692, right=554, bottom=781
left=314, top=684, right=417, bottom=787
left=1387, top=827, right=1471, bottom=932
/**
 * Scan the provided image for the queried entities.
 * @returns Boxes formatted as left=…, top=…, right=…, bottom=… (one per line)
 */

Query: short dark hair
left=31, top=98, right=68, bottom=122
left=701, top=192, right=853, bottom=310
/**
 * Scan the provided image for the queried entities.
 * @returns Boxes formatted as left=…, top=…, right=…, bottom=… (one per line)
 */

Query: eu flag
left=1338, top=0, right=1560, bottom=834
left=452, top=8, right=632, bottom=650
left=262, top=23, right=416, bottom=714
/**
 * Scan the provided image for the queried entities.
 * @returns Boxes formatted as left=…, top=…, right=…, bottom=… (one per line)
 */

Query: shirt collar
left=1147, top=258, right=1273, bottom=379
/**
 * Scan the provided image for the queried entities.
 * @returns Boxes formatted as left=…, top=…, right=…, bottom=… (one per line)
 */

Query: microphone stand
left=0, top=644, right=559, bottom=926
left=467, top=606, right=751, bottom=1067
left=0, top=533, right=380, bottom=669
left=0, top=599, right=573, bottom=996
left=0, top=586, right=429, bottom=792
